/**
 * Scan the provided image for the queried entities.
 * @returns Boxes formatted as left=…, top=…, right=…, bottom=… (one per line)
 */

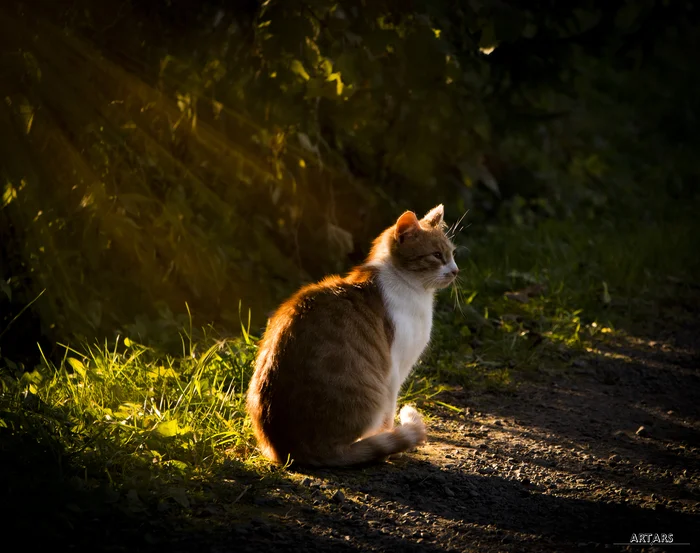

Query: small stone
left=331, top=490, right=345, bottom=504
left=608, top=454, right=621, bottom=465
left=636, top=426, right=649, bottom=437
left=301, top=477, right=312, bottom=487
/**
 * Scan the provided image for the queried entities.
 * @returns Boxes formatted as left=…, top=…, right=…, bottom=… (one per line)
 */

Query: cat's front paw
left=398, top=404, right=427, bottom=444
left=399, top=404, right=423, bottom=426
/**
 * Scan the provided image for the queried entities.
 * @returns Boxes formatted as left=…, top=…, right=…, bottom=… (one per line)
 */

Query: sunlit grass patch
left=0, top=329, right=260, bottom=493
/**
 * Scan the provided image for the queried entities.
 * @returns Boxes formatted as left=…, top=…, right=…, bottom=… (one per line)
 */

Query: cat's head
left=387, top=205, right=459, bottom=290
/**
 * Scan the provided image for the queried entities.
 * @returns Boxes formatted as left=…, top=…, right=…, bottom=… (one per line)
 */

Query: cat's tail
left=310, top=405, right=427, bottom=467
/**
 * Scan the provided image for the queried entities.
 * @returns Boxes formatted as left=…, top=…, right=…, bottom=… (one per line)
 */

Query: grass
left=1, top=204, right=698, bottom=530
left=417, top=213, right=699, bottom=391
left=0, top=326, right=261, bottom=518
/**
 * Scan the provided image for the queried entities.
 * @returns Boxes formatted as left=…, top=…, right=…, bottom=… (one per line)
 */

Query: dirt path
left=160, top=307, right=700, bottom=553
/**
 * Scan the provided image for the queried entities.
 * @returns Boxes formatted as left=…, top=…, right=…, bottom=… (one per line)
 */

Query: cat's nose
left=450, top=268, right=459, bottom=277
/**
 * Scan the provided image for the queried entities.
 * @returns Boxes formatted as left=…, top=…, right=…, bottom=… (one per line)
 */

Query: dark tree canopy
left=1, top=0, right=699, bottom=350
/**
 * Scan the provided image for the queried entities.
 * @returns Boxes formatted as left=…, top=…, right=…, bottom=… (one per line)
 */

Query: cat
left=246, top=205, right=458, bottom=467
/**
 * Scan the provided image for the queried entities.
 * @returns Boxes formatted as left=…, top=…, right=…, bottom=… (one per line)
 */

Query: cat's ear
left=422, top=204, right=444, bottom=228
left=395, top=211, right=420, bottom=243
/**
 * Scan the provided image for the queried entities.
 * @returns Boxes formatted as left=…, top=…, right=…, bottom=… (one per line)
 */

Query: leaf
left=168, top=487, right=190, bottom=508
left=602, top=281, right=611, bottom=304
left=0, top=279, right=11, bottom=301
left=165, top=459, right=189, bottom=473
left=2, top=181, right=18, bottom=207
left=327, top=71, right=344, bottom=95
left=156, top=419, right=179, bottom=437
left=22, top=51, right=41, bottom=81
left=290, top=59, right=310, bottom=81
left=297, top=132, right=316, bottom=153
left=19, top=100, right=35, bottom=134
left=67, top=357, right=87, bottom=378
left=458, top=162, right=500, bottom=197
left=479, top=22, right=498, bottom=50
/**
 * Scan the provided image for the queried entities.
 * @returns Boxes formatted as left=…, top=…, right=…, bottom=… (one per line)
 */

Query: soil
left=159, top=301, right=700, bottom=553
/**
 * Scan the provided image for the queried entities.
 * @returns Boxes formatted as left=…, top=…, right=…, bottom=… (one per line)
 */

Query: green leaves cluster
left=0, top=0, right=698, bottom=348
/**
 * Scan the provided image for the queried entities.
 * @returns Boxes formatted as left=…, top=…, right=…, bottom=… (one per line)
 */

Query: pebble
left=636, top=425, right=649, bottom=437
left=331, top=490, right=345, bottom=504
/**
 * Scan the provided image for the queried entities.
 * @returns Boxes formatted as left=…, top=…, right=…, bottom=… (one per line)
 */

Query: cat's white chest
left=377, top=272, right=434, bottom=382
left=389, top=296, right=433, bottom=378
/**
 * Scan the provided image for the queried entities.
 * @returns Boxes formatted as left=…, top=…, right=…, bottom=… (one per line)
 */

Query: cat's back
left=259, top=266, right=391, bottom=358
left=247, top=265, right=395, bottom=461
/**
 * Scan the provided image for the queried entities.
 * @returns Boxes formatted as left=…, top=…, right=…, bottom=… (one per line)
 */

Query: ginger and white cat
left=246, top=205, right=458, bottom=466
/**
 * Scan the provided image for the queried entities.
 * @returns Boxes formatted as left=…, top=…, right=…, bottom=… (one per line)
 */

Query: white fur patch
left=399, top=405, right=423, bottom=426
left=373, top=262, right=434, bottom=401
left=441, top=259, right=458, bottom=278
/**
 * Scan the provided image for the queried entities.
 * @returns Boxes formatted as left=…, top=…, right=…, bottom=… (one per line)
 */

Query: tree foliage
left=1, top=0, right=699, bottom=353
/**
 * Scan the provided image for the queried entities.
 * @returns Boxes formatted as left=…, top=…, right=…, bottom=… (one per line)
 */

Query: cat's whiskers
left=447, top=210, right=469, bottom=241
left=449, top=276, right=467, bottom=317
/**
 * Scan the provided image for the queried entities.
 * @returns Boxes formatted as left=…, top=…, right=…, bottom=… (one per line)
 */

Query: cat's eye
left=433, top=252, right=444, bottom=262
